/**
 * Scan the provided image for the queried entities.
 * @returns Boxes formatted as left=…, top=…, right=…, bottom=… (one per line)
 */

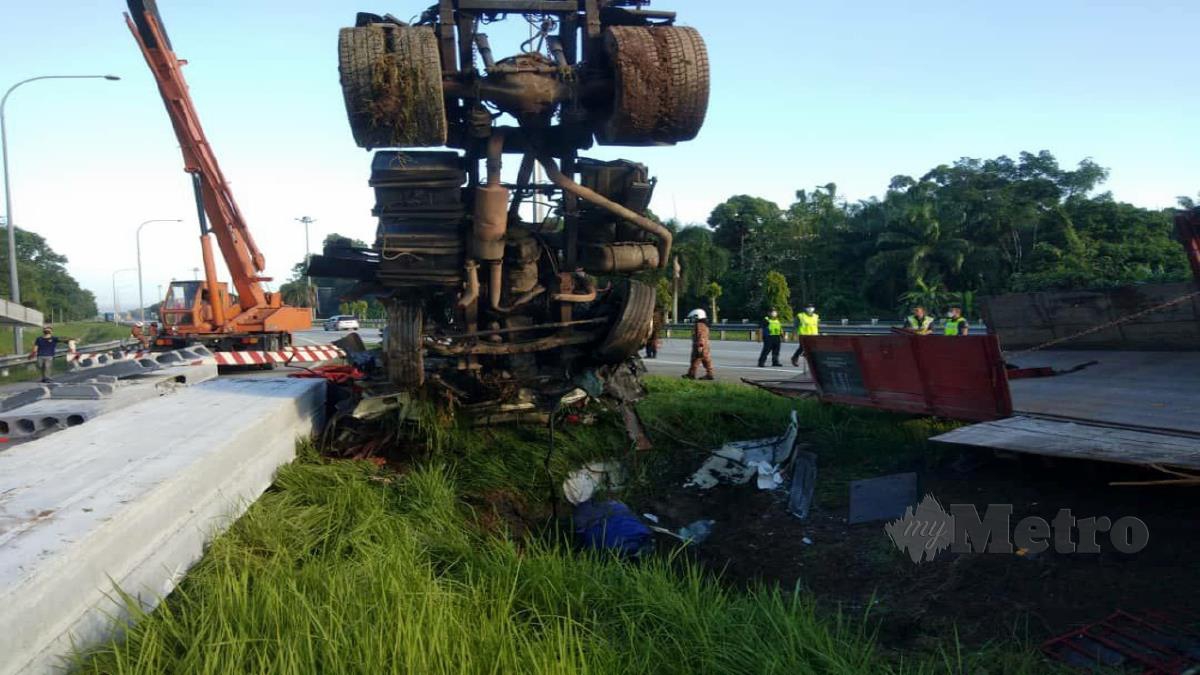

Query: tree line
left=653, top=150, right=1193, bottom=322
left=0, top=227, right=98, bottom=322
left=281, top=150, right=1194, bottom=324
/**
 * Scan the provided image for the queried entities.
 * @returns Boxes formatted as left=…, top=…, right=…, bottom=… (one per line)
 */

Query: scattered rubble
left=684, top=411, right=799, bottom=490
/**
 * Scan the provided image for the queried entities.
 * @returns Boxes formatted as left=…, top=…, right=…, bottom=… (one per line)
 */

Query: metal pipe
left=474, top=33, right=496, bottom=70
left=428, top=330, right=599, bottom=356
left=552, top=274, right=596, bottom=303
left=457, top=260, right=480, bottom=308
left=486, top=131, right=505, bottom=186
left=446, top=308, right=603, bottom=340
left=507, top=152, right=535, bottom=220
left=535, top=152, right=672, bottom=268
left=488, top=261, right=503, bottom=310
left=493, top=284, right=546, bottom=314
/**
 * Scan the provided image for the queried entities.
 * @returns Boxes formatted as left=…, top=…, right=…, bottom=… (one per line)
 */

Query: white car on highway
left=323, top=315, right=360, bottom=331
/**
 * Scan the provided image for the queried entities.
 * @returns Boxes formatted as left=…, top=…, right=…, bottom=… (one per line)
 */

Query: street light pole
left=112, top=268, right=137, bottom=322
left=295, top=216, right=316, bottom=316
left=136, top=218, right=182, bottom=322
left=2, top=74, right=119, bottom=349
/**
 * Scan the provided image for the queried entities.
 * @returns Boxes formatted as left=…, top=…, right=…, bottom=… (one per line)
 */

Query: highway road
left=639, top=338, right=808, bottom=383
left=292, top=327, right=382, bottom=346
left=294, top=328, right=808, bottom=384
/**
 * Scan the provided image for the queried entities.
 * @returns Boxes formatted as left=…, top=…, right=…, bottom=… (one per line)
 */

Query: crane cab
left=158, top=280, right=237, bottom=334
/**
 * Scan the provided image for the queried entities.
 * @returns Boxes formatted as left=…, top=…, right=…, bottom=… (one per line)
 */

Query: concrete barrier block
left=161, top=363, right=219, bottom=387
left=49, top=384, right=115, bottom=400
left=0, top=401, right=102, bottom=437
left=0, top=378, right=326, bottom=675
left=84, top=375, right=118, bottom=385
left=57, top=360, right=152, bottom=384
left=0, top=387, right=50, bottom=413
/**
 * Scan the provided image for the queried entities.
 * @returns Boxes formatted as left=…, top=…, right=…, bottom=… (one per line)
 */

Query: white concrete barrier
left=0, top=377, right=326, bottom=675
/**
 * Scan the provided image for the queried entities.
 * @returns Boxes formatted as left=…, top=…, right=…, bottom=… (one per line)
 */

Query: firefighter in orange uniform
left=683, top=308, right=715, bottom=380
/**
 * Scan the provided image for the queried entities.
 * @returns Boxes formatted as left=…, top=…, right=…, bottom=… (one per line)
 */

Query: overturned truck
left=310, top=1, right=708, bottom=412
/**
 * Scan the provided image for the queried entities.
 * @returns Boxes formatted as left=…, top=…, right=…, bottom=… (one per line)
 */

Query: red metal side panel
left=802, top=334, right=1012, bottom=421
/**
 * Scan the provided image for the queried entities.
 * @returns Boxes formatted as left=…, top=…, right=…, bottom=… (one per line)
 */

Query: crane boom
left=124, top=0, right=310, bottom=348
left=125, top=0, right=269, bottom=314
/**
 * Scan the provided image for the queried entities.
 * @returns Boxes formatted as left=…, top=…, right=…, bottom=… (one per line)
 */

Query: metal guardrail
left=306, top=320, right=982, bottom=340
left=662, top=322, right=897, bottom=340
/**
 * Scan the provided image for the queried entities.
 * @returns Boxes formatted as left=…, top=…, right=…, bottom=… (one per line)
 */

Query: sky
left=1, top=0, right=1197, bottom=313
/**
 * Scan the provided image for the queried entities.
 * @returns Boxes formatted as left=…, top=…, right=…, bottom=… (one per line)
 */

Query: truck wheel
left=596, top=279, right=655, bottom=363
left=651, top=26, right=709, bottom=143
left=338, top=24, right=446, bottom=149
left=385, top=299, right=425, bottom=388
left=596, top=27, right=662, bottom=145
left=596, top=26, right=710, bottom=145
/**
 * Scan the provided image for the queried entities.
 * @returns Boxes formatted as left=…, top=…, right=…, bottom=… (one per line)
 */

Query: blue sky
left=1, top=0, right=1197, bottom=311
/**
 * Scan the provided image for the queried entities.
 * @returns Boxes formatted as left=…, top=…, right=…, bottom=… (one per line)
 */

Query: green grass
left=0, top=321, right=129, bottom=355
left=637, top=378, right=961, bottom=506
left=73, top=377, right=1044, bottom=674
left=0, top=322, right=133, bottom=384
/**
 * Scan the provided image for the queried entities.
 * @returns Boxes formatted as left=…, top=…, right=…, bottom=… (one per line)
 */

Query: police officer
left=943, top=306, right=970, bottom=336
left=791, top=304, right=819, bottom=367
left=758, top=309, right=783, bottom=367
left=905, top=306, right=934, bottom=335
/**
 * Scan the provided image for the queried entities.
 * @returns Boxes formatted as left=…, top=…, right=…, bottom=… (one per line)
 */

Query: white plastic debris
left=562, top=460, right=627, bottom=505
left=677, top=519, right=716, bottom=545
left=683, top=410, right=799, bottom=490
left=559, top=387, right=589, bottom=406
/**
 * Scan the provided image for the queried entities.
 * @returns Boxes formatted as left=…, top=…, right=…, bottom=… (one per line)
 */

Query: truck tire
left=385, top=299, right=425, bottom=388
left=651, top=26, right=709, bottom=143
left=596, top=279, right=655, bottom=363
left=596, top=26, right=710, bottom=145
left=338, top=24, right=446, bottom=149
left=596, top=27, right=662, bottom=145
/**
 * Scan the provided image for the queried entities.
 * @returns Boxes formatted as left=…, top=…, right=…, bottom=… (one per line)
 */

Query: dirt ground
left=632, top=444, right=1200, bottom=655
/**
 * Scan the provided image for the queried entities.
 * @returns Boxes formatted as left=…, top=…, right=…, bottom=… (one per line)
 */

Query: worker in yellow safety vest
left=943, top=306, right=970, bottom=336
left=757, top=309, right=784, bottom=367
left=904, top=306, right=934, bottom=335
left=791, top=304, right=819, bottom=367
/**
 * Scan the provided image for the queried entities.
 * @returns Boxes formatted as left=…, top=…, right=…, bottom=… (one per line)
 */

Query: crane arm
left=124, top=0, right=270, bottom=314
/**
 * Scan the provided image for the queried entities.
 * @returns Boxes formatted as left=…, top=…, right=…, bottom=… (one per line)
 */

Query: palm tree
left=866, top=195, right=970, bottom=288
left=705, top=281, right=722, bottom=323
left=898, top=278, right=953, bottom=315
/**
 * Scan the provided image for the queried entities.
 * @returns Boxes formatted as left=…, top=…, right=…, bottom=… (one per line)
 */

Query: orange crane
left=125, top=0, right=310, bottom=354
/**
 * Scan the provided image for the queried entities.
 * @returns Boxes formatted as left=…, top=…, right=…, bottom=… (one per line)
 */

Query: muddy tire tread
left=597, top=280, right=656, bottom=362
left=651, top=26, right=709, bottom=142
left=338, top=25, right=446, bottom=149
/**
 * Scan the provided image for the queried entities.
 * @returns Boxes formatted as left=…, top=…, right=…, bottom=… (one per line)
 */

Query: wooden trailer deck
left=935, top=350, right=1200, bottom=469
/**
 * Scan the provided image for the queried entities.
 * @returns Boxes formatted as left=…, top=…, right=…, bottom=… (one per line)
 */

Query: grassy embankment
left=74, top=377, right=1049, bottom=674
left=0, top=322, right=131, bottom=383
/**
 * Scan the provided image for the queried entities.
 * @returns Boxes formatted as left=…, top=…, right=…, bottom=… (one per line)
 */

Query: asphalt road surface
left=292, top=327, right=382, bottom=347
left=640, top=338, right=808, bottom=383
left=294, top=329, right=807, bottom=384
